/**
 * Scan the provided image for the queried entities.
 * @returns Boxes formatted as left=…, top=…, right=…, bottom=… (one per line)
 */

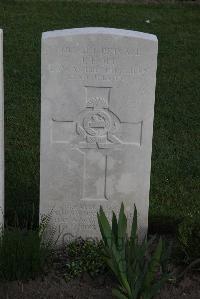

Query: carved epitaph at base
left=40, top=28, right=158, bottom=244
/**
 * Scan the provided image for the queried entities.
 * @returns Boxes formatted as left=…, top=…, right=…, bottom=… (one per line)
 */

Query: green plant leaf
left=118, top=203, right=127, bottom=244
left=117, top=203, right=127, bottom=271
left=97, top=212, right=107, bottom=245
left=131, top=205, right=137, bottom=242
left=112, top=211, right=118, bottom=245
left=112, top=288, right=128, bottom=299
left=142, top=273, right=170, bottom=299
left=143, top=238, right=163, bottom=289
left=97, top=207, right=113, bottom=248
left=109, top=246, right=132, bottom=296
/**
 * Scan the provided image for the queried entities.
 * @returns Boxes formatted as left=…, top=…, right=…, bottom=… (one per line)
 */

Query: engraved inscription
left=61, top=46, right=140, bottom=56
left=53, top=203, right=133, bottom=236
left=47, top=44, right=150, bottom=82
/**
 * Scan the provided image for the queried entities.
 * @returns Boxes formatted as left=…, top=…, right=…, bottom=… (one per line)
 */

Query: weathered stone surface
left=40, top=27, right=158, bottom=243
left=0, top=29, right=4, bottom=228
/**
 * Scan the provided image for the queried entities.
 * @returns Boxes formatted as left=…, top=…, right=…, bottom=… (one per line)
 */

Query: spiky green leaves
left=97, top=203, right=171, bottom=299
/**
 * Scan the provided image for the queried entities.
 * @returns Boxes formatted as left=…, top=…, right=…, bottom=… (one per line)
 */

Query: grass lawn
left=0, top=1, right=199, bottom=230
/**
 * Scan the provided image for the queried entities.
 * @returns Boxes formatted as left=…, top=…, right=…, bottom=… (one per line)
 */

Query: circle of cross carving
left=82, top=110, right=111, bottom=137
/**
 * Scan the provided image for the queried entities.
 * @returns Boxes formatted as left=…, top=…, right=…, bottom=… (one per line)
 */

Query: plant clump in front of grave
left=65, top=238, right=107, bottom=281
left=0, top=214, right=56, bottom=281
left=177, top=215, right=200, bottom=262
left=97, top=203, right=171, bottom=299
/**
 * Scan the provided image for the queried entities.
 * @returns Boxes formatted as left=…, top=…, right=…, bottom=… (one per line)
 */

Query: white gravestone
left=0, top=29, right=4, bottom=228
left=40, top=28, right=158, bottom=243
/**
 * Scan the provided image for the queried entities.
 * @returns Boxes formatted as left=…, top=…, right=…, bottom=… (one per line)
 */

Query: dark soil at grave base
left=0, top=246, right=200, bottom=299
left=0, top=272, right=200, bottom=299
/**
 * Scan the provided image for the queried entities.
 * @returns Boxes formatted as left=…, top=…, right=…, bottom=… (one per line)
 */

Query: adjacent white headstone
left=40, top=28, right=158, bottom=243
left=0, top=29, right=4, bottom=228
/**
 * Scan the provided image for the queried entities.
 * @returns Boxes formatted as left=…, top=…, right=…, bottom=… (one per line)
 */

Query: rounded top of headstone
left=42, top=27, right=157, bottom=42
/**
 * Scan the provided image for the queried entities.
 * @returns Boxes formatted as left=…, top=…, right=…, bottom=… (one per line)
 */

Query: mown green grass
left=0, top=1, right=199, bottom=229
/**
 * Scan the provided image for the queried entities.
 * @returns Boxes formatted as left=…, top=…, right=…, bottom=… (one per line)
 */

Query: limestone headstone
left=40, top=28, right=158, bottom=243
left=0, top=29, right=4, bottom=228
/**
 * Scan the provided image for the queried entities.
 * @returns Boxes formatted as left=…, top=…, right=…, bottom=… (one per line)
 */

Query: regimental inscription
left=52, top=86, right=143, bottom=201
left=46, top=44, right=151, bottom=82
